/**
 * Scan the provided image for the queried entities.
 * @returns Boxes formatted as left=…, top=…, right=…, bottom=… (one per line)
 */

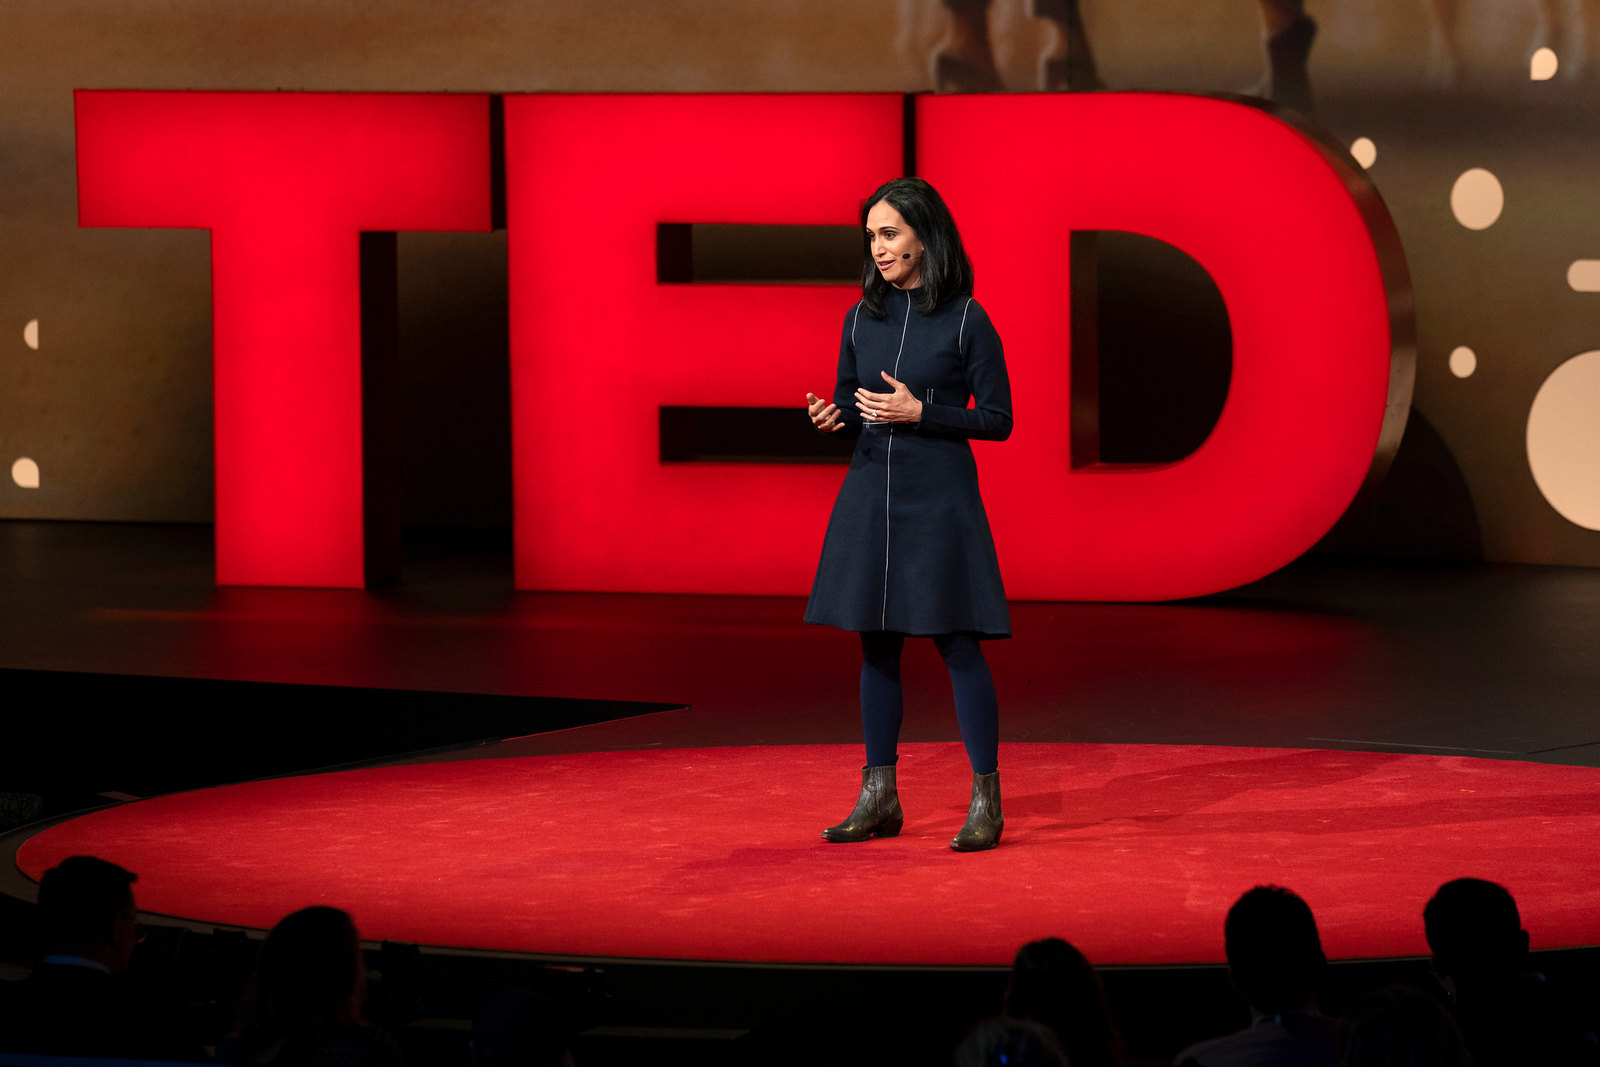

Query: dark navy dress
left=805, top=288, right=1013, bottom=637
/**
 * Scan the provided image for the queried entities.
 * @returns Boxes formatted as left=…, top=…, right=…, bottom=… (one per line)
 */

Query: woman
left=222, top=906, right=402, bottom=1067
left=1004, top=938, right=1126, bottom=1067
left=804, top=176, right=1012, bottom=852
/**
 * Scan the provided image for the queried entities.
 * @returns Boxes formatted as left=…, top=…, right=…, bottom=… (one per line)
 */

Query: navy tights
left=859, top=631, right=999, bottom=775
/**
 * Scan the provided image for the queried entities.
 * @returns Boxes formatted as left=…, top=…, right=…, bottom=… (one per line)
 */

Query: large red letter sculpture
left=920, top=93, right=1412, bottom=600
left=503, top=94, right=903, bottom=593
left=76, top=91, right=493, bottom=587
left=75, top=91, right=1409, bottom=599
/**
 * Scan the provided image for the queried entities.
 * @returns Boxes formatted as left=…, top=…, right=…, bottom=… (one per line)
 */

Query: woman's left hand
left=856, top=372, right=923, bottom=424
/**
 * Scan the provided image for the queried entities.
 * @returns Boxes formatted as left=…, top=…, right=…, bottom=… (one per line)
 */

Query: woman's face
left=866, top=199, right=924, bottom=290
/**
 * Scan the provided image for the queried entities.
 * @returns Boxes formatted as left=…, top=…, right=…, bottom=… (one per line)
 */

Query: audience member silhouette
left=471, top=987, right=575, bottom=1067
left=1174, top=885, right=1339, bottom=1067
left=1423, top=877, right=1598, bottom=1067
left=957, top=1016, right=1071, bottom=1067
left=222, top=905, right=403, bottom=1067
left=0, top=854, right=197, bottom=1059
left=1004, top=936, right=1126, bottom=1067
left=1338, top=984, right=1472, bottom=1067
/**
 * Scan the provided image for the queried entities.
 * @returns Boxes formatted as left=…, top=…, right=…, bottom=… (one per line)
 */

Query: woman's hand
left=807, top=392, right=844, bottom=432
left=856, top=372, right=923, bottom=424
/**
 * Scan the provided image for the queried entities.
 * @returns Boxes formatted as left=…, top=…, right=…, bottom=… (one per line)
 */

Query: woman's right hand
left=807, top=392, right=843, bottom=433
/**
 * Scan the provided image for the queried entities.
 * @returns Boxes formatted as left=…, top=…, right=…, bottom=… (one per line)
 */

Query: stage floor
left=5, top=521, right=1600, bottom=767
left=6, top=521, right=1600, bottom=969
left=17, top=741, right=1600, bottom=969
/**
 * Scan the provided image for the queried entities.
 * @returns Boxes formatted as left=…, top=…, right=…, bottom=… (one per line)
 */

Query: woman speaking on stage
left=804, top=176, right=1013, bottom=852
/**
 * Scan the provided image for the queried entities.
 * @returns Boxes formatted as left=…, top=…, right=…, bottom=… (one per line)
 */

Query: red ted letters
left=74, top=91, right=1411, bottom=599
left=76, top=91, right=493, bottom=587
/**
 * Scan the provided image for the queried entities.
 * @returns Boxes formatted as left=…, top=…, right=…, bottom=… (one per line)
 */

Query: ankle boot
left=950, top=770, right=1002, bottom=851
left=821, top=764, right=904, bottom=842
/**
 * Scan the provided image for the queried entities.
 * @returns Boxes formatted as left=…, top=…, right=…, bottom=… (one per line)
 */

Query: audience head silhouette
left=11, top=855, right=202, bottom=1061
left=1004, top=937, right=1125, bottom=1067
left=37, top=854, right=139, bottom=975
left=1423, top=877, right=1528, bottom=983
left=252, top=905, right=367, bottom=1041
left=222, top=905, right=404, bottom=1066
left=1419, top=877, right=1599, bottom=1067
left=1225, top=885, right=1326, bottom=1014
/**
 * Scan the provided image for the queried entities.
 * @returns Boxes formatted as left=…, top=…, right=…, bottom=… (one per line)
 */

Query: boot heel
left=951, top=770, right=1003, bottom=852
left=821, top=765, right=905, bottom=842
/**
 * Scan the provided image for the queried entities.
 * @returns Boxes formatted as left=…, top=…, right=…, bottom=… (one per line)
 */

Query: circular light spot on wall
left=1451, top=168, right=1504, bottom=230
left=23, top=319, right=39, bottom=350
left=1568, top=261, right=1600, bottom=291
left=1448, top=345, right=1477, bottom=378
left=1528, top=351, right=1600, bottom=529
left=11, top=457, right=40, bottom=489
left=1349, top=137, right=1377, bottom=169
left=1531, top=47, right=1559, bottom=80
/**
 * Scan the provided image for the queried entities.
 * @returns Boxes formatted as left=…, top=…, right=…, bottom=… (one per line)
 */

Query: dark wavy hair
left=233, top=905, right=367, bottom=1061
left=860, top=177, right=974, bottom=319
left=1004, top=938, right=1127, bottom=1067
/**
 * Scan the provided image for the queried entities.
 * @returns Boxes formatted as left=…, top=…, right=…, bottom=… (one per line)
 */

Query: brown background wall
left=3, top=0, right=1599, bottom=568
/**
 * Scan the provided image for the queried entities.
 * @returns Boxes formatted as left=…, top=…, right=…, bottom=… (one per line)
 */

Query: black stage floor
left=5, top=520, right=1600, bottom=1064
left=5, top=520, right=1600, bottom=782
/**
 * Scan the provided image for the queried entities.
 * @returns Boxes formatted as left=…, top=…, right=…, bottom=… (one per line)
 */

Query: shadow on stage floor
left=6, top=521, right=1600, bottom=788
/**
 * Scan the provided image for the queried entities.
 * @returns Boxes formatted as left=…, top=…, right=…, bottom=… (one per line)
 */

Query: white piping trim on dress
left=882, top=293, right=912, bottom=629
left=958, top=297, right=973, bottom=349
left=891, top=295, right=911, bottom=380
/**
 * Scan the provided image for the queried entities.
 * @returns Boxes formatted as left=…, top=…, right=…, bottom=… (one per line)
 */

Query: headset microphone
left=902, top=253, right=912, bottom=259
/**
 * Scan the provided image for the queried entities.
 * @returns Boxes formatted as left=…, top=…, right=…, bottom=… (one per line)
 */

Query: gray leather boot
left=821, top=764, right=904, bottom=842
left=950, top=770, right=1003, bottom=851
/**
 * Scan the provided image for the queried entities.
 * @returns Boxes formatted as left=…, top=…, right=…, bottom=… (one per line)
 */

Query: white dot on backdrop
left=1449, top=346, right=1477, bottom=378
left=23, top=319, right=38, bottom=350
left=1350, top=137, right=1377, bottom=169
left=11, top=457, right=40, bottom=489
left=1528, top=351, right=1600, bottom=529
left=1568, top=261, right=1600, bottom=291
left=1451, top=168, right=1504, bottom=230
left=1531, top=47, right=1559, bottom=80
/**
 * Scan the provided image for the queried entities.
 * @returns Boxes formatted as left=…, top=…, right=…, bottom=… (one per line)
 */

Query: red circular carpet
left=17, top=743, right=1600, bottom=967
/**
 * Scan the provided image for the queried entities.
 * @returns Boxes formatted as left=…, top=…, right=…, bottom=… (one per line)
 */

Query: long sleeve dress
left=804, top=287, right=1013, bottom=637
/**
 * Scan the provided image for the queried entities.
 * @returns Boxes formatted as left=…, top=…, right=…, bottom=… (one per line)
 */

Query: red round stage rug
left=17, top=743, right=1600, bottom=967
